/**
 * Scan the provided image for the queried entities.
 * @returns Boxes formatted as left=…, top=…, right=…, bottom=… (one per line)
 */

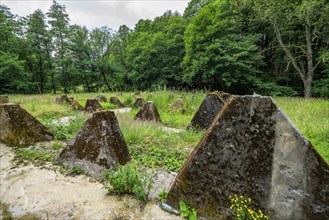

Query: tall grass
left=7, top=92, right=328, bottom=164
left=275, top=97, right=329, bottom=163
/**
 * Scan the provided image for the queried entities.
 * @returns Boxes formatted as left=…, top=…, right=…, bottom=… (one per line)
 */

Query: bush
left=103, top=163, right=153, bottom=201
left=313, top=78, right=329, bottom=98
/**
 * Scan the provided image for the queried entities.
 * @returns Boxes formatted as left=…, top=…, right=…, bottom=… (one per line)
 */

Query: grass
left=117, top=113, right=204, bottom=172
left=11, top=141, right=63, bottom=166
left=275, top=97, right=329, bottom=163
left=7, top=91, right=329, bottom=167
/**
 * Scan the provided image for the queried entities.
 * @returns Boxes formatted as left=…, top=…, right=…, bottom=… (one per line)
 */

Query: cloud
left=2, top=0, right=189, bottom=30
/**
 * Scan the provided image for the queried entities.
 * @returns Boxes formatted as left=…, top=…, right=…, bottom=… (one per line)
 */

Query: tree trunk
left=45, top=41, right=56, bottom=94
left=304, top=14, right=314, bottom=98
left=273, top=22, right=315, bottom=98
left=100, top=66, right=111, bottom=91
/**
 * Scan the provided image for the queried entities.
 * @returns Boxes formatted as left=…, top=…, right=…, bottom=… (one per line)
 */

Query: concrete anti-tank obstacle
left=170, top=99, right=184, bottom=113
left=69, top=99, right=84, bottom=111
left=0, top=95, right=9, bottom=104
left=58, top=110, right=130, bottom=177
left=95, top=94, right=107, bottom=102
left=84, top=99, right=103, bottom=113
left=134, top=101, right=161, bottom=123
left=166, top=95, right=329, bottom=220
left=110, top=97, right=126, bottom=108
left=132, top=97, right=145, bottom=109
left=0, top=103, right=54, bottom=147
left=54, top=94, right=73, bottom=105
left=188, top=91, right=230, bottom=130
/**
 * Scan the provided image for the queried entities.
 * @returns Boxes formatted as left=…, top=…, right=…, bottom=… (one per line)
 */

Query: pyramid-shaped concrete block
left=167, top=95, right=329, bottom=219
left=84, top=99, right=103, bottom=113
left=188, top=92, right=230, bottom=130
left=70, top=99, right=84, bottom=111
left=58, top=110, right=130, bottom=177
left=0, top=95, right=9, bottom=104
left=54, top=94, right=73, bottom=105
left=110, top=97, right=126, bottom=108
left=170, top=99, right=184, bottom=112
left=0, top=103, right=54, bottom=147
left=134, top=101, right=161, bottom=123
left=95, top=94, right=107, bottom=102
left=132, top=98, right=145, bottom=109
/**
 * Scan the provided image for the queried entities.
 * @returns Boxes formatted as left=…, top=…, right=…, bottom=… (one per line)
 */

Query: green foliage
left=255, top=81, right=299, bottom=97
left=123, top=95, right=134, bottom=106
left=157, top=189, right=168, bottom=202
left=46, top=115, right=86, bottom=140
left=70, top=166, right=83, bottom=175
left=12, top=145, right=58, bottom=166
left=229, top=195, right=269, bottom=220
left=103, top=163, right=153, bottom=201
left=179, top=201, right=197, bottom=220
left=0, top=52, right=33, bottom=94
left=182, top=0, right=264, bottom=93
left=129, top=140, right=187, bottom=172
left=313, top=77, right=329, bottom=98
left=276, top=97, right=329, bottom=164
left=52, top=141, right=63, bottom=150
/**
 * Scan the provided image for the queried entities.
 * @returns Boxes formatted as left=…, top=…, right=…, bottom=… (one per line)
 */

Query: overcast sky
left=2, top=0, right=190, bottom=30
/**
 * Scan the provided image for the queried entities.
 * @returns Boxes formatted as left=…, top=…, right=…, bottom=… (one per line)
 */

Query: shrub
left=103, top=163, right=153, bottom=201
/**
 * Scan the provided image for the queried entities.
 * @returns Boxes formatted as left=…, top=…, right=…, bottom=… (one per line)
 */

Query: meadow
left=8, top=90, right=329, bottom=168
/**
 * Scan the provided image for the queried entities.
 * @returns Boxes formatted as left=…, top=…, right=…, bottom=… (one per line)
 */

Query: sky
left=2, top=0, right=190, bottom=30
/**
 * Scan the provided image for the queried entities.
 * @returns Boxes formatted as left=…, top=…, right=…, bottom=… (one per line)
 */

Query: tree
left=89, top=26, right=114, bottom=91
left=125, top=13, right=187, bottom=90
left=47, top=0, right=71, bottom=93
left=182, top=0, right=264, bottom=93
left=255, top=0, right=329, bottom=97
left=26, top=9, right=53, bottom=93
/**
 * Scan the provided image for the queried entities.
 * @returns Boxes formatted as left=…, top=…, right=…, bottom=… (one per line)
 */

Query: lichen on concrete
left=134, top=101, right=161, bottom=123
left=58, top=110, right=130, bottom=177
left=0, top=103, right=54, bottom=147
left=188, top=92, right=230, bottom=130
left=132, top=98, right=145, bottom=109
left=110, top=97, right=126, bottom=108
left=167, top=95, right=329, bottom=219
left=0, top=95, right=9, bottom=104
left=84, top=99, right=103, bottom=113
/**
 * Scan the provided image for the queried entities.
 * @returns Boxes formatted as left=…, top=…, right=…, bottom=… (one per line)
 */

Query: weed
left=52, top=141, right=63, bottom=150
left=229, top=194, right=269, bottom=220
left=46, top=114, right=86, bottom=140
left=103, top=163, right=153, bottom=201
left=102, top=103, right=117, bottom=110
left=123, top=95, right=134, bottom=106
left=12, top=147, right=55, bottom=166
left=179, top=201, right=197, bottom=220
left=157, top=189, right=168, bottom=202
left=70, top=166, right=83, bottom=175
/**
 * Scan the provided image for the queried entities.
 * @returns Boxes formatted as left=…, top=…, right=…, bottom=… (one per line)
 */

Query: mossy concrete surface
left=0, top=95, right=9, bottom=104
left=59, top=110, right=130, bottom=177
left=0, top=103, right=54, bottom=147
left=135, top=101, right=161, bottom=123
left=188, top=92, right=230, bottom=130
left=84, top=99, right=103, bottom=113
left=110, top=97, right=126, bottom=108
left=132, top=97, right=145, bottom=109
left=167, top=95, right=329, bottom=219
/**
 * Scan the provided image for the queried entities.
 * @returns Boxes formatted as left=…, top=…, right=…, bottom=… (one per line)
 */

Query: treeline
left=0, top=0, right=328, bottom=97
